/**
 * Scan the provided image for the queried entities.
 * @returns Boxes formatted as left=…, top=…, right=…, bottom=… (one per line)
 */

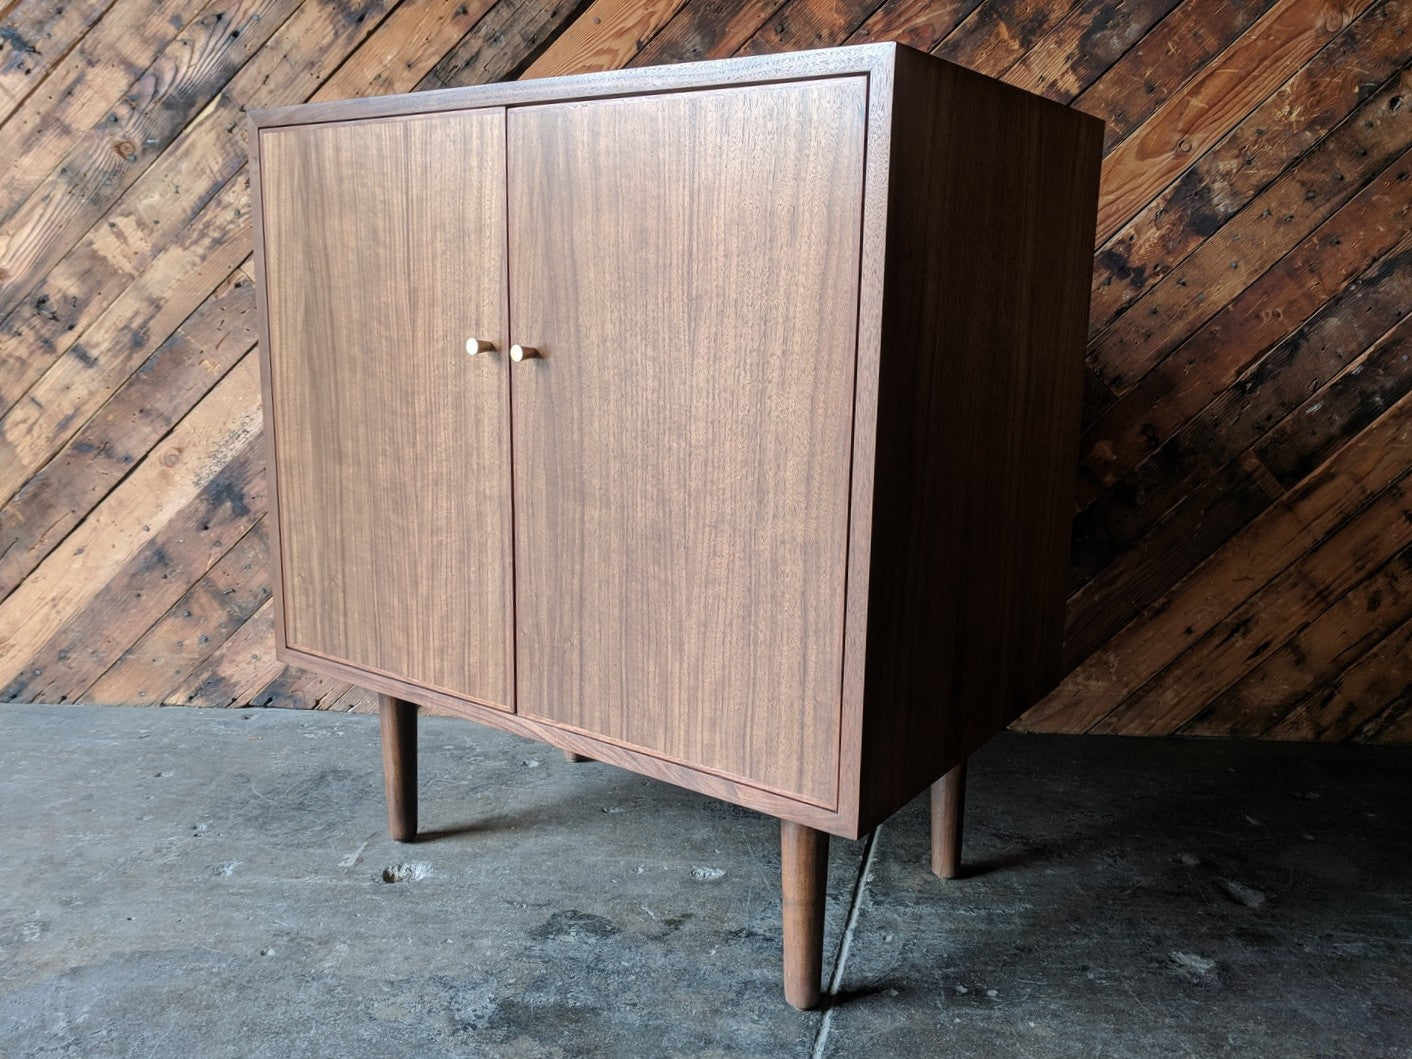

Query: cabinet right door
left=507, top=78, right=868, bottom=807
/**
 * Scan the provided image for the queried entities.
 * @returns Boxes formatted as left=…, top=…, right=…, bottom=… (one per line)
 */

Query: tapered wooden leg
left=379, top=695, right=417, bottom=842
left=781, top=819, right=829, bottom=1010
left=563, top=750, right=589, bottom=763
left=930, top=760, right=967, bottom=879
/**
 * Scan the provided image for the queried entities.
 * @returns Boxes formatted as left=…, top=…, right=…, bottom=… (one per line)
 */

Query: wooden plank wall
left=0, top=0, right=1407, bottom=742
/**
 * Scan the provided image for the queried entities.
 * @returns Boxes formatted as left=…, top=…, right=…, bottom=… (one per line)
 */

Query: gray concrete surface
left=0, top=703, right=1407, bottom=1058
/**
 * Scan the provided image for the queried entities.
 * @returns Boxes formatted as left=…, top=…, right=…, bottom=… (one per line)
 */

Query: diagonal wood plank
left=1088, top=0, right=1412, bottom=341
left=0, top=174, right=252, bottom=509
left=932, top=0, right=1083, bottom=76
left=246, top=665, right=354, bottom=710
left=1095, top=0, right=1366, bottom=242
left=0, top=0, right=209, bottom=217
left=1075, top=227, right=1412, bottom=582
left=418, top=0, right=592, bottom=88
left=1073, top=0, right=1283, bottom=152
left=164, top=595, right=278, bottom=707
left=1277, top=613, right=1412, bottom=739
left=321, top=684, right=380, bottom=714
left=1089, top=466, right=1412, bottom=735
left=0, top=0, right=117, bottom=125
left=315, top=0, right=497, bottom=100
left=1, top=436, right=266, bottom=704
left=85, top=516, right=270, bottom=704
left=1090, top=73, right=1412, bottom=394
left=0, top=0, right=300, bottom=321
left=1004, top=0, right=1183, bottom=102
left=735, top=0, right=886, bottom=56
left=1356, top=690, right=1412, bottom=740
left=522, top=0, right=689, bottom=76
left=845, top=0, right=983, bottom=51
left=0, top=352, right=262, bottom=679
left=0, top=265, right=256, bottom=601
left=1021, top=391, right=1412, bottom=732
left=1065, top=452, right=1285, bottom=666
left=1256, top=315, right=1412, bottom=486
left=1183, top=542, right=1412, bottom=736
left=1080, top=140, right=1412, bottom=504
left=633, top=0, right=786, bottom=63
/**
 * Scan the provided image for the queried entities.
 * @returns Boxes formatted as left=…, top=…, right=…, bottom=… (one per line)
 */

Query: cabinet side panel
left=259, top=111, right=516, bottom=709
left=859, top=52, right=1103, bottom=829
left=508, top=78, right=868, bottom=808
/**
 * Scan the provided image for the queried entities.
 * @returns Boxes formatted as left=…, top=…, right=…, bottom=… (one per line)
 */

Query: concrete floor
left=0, top=705, right=1407, bottom=1058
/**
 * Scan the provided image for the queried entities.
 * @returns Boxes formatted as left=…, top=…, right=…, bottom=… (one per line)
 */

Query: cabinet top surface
left=249, top=42, right=903, bottom=131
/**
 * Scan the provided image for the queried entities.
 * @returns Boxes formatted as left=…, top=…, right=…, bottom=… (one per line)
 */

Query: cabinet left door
left=257, top=109, right=515, bottom=711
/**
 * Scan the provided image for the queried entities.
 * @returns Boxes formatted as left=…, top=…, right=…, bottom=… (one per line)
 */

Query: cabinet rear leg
left=379, top=695, right=417, bottom=842
left=562, top=750, right=589, bottom=763
left=930, top=760, right=967, bottom=879
left=780, top=819, right=829, bottom=1010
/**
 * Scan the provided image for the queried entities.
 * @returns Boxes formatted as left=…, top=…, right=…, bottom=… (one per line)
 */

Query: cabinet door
left=507, top=79, right=867, bottom=805
left=259, top=109, right=514, bottom=710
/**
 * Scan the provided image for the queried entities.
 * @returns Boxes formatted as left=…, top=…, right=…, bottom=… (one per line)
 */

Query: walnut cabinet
left=250, top=42, right=1102, bottom=1009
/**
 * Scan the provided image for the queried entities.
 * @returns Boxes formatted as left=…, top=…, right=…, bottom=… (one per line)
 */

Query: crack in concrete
left=811, top=825, right=880, bottom=1059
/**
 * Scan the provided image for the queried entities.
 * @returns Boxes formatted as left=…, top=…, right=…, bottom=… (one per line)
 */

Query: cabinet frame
left=252, top=47, right=897, bottom=838
left=250, top=42, right=1102, bottom=842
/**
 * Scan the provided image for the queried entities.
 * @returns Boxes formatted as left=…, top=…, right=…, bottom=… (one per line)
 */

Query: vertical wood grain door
left=507, top=79, right=868, bottom=806
left=259, top=109, right=514, bottom=710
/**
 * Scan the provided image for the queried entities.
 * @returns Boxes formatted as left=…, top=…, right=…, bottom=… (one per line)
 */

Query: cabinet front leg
left=780, top=819, right=829, bottom=1010
left=930, top=760, right=967, bottom=879
left=379, top=695, right=417, bottom=842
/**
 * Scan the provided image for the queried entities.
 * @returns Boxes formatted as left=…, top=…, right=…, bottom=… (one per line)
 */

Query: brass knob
left=465, top=338, right=495, bottom=355
left=510, top=344, right=539, bottom=363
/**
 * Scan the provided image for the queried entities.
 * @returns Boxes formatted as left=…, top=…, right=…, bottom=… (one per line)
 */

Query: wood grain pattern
left=0, top=174, right=253, bottom=507
left=1094, top=0, right=1365, bottom=242
left=856, top=48, right=1102, bottom=829
left=0, top=0, right=208, bottom=225
left=0, top=0, right=299, bottom=323
left=0, top=433, right=268, bottom=705
left=1084, top=132, right=1412, bottom=504
left=169, top=594, right=280, bottom=707
left=1089, top=71, right=1412, bottom=397
left=379, top=693, right=417, bottom=840
left=780, top=819, right=828, bottom=1010
left=1184, top=541, right=1412, bottom=736
left=929, top=760, right=965, bottom=879
left=1090, top=468, right=1412, bottom=735
left=507, top=77, right=867, bottom=807
left=1072, top=0, right=1282, bottom=152
left=522, top=0, right=686, bottom=76
left=257, top=109, right=515, bottom=709
left=1087, top=0, right=1412, bottom=347
left=278, top=635, right=856, bottom=831
left=0, top=0, right=115, bottom=124
left=1, top=0, right=1409, bottom=749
